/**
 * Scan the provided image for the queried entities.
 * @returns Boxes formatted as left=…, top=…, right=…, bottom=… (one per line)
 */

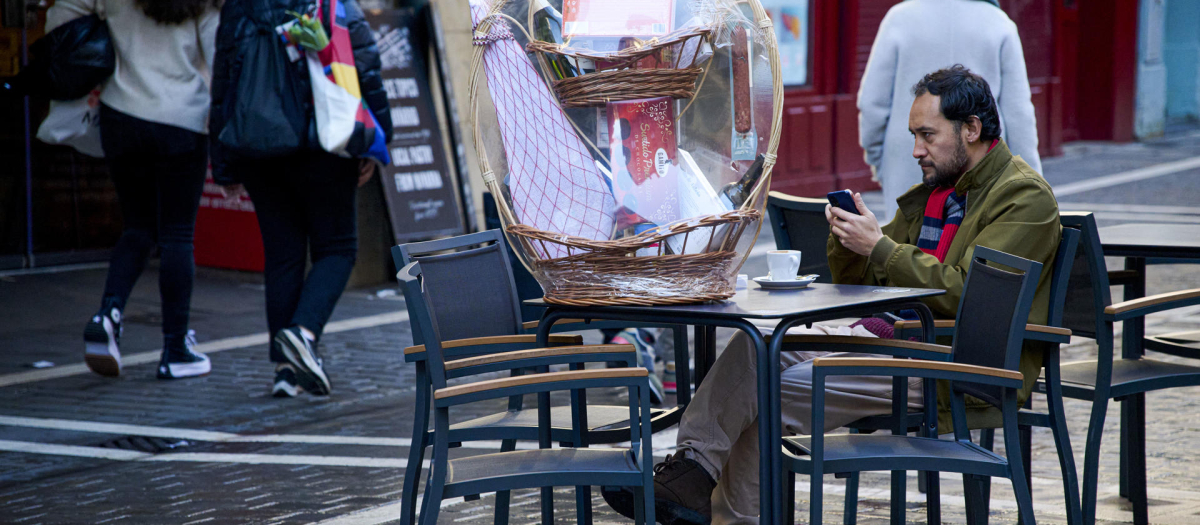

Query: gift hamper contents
left=469, top=0, right=782, bottom=305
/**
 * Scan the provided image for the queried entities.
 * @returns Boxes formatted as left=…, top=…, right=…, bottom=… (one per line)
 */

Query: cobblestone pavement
left=2, top=129, right=1199, bottom=524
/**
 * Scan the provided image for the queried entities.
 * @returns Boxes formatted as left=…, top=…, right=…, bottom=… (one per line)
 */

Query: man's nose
left=913, top=140, right=926, bottom=159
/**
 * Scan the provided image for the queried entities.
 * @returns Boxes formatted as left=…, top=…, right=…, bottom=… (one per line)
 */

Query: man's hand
left=825, top=191, right=884, bottom=257
left=358, top=159, right=377, bottom=188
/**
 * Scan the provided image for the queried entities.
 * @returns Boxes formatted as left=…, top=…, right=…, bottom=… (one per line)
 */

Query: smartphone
left=826, top=190, right=861, bottom=215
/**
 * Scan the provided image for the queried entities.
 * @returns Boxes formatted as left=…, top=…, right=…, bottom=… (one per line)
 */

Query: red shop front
left=770, top=0, right=1138, bottom=197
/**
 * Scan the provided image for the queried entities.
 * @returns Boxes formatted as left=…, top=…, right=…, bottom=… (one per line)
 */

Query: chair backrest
left=950, top=246, right=1043, bottom=408
left=483, top=192, right=548, bottom=322
left=1046, top=226, right=1081, bottom=328
left=1058, top=212, right=1112, bottom=340
left=392, top=230, right=525, bottom=346
left=766, top=191, right=832, bottom=283
left=399, top=261, right=452, bottom=389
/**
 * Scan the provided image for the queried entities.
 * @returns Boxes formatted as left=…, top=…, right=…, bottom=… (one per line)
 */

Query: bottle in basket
left=531, top=0, right=579, bottom=79
left=719, top=153, right=766, bottom=210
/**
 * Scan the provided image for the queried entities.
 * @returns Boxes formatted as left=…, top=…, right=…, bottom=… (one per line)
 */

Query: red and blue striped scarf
left=916, top=186, right=967, bottom=263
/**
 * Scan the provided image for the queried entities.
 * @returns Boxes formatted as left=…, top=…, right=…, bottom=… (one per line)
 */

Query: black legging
left=240, top=152, right=359, bottom=362
left=98, top=105, right=207, bottom=348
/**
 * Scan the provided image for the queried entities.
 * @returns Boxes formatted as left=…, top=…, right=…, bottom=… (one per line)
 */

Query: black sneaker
left=275, top=327, right=330, bottom=395
left=157, top=330, right=211, bottom=379
left=272, top=364, right=306, bottom=397
left=84, top=306, right=123, bottom=377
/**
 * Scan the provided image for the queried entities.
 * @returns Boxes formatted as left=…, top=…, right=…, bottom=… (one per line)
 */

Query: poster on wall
left=761, top=0, right=809, bottom=87
left=366, top=8, right=466, bottom=244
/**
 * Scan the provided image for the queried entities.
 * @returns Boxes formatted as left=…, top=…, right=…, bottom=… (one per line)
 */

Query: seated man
left=603, top=65, right=1061, bottom=524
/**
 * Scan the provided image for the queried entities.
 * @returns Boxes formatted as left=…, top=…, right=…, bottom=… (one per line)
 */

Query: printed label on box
left=563, top=0, right=674, bottom=37
left=607, top=97, right=680, bottom=229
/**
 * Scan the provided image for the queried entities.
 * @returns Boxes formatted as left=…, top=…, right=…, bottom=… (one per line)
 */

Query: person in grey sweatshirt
left=858, top=0, right=1042, bottom=223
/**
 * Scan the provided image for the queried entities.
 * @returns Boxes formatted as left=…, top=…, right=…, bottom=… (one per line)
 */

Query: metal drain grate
left=95, top=436, right=192, bottom=453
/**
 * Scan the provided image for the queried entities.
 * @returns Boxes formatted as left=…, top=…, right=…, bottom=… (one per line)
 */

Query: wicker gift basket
left=468, top=0, right=783, bottom=306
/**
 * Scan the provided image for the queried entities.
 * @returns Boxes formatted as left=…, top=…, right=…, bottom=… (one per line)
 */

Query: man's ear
left=962, top=116, right=983, bottom=144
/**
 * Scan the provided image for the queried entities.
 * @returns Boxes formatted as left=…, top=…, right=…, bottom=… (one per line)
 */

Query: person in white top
left=48, top=0, right=220, bottom=380
left=858, top=0, right=1042, bottom=223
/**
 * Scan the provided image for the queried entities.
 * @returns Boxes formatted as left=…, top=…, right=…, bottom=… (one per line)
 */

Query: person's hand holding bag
left=357, top=158, right=376, bottom=187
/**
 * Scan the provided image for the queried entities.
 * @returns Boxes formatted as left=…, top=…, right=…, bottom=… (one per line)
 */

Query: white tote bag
left=305, top=52, right=359, bottom=157
left=36, top=88, right=104, bottom=158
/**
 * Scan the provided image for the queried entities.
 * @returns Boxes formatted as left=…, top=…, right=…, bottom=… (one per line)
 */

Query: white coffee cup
left=767, top=250, right=801, bottom=281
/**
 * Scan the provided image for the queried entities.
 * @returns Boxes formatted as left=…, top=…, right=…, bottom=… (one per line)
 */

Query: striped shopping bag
left=302, top=0, right=390, bottom=166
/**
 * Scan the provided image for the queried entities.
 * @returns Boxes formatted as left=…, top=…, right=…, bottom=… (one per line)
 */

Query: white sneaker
left=157, top=330, right=211, bottom=379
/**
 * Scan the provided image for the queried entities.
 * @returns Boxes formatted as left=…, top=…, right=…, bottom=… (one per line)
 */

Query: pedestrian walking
left=858, top=0, right=1042, bottom=223
left=64, top=0, right=221, bottom=379
left=209, top=0, right=392, bottom=397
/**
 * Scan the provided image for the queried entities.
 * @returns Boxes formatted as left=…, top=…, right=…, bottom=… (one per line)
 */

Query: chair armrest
left=433, top=368, right=649, bottom=406
left=893, top=319, right=956, bottom=331
left=1024, top=324, right=1073, bottom=344
left=522, top=319, right=588, bottom=332
left=1104, top=288, right=1200, bottom=321
left=780, top=335, right=952, bottom=361
left=768, top=191, right=827, bottom=207
left=404, top=334, right=584, bottom=361
left=444, top=344, right=634, bottom=375
left=812, top=357, right=1024, bottom=388
left=894, top=320, right=1071, bottom=344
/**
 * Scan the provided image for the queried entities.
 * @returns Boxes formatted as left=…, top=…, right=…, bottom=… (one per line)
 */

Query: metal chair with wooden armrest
left=782, top=246, right=1044, bottom=525
left=392, top=230, right=678, bottom=525
left=402, top=261, right=656, bottom=524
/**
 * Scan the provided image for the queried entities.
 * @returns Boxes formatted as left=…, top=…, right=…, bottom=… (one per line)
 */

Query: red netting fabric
left=471, top=0, right=615, bottom=259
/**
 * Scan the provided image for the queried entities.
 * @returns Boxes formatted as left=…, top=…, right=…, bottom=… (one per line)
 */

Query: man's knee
left=720, top=331, right=758, bottom=366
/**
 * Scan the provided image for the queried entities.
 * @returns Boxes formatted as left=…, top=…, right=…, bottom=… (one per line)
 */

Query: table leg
left=536, top=311, right=563, bottom=525
left=1122, top=257, right=1147, bottom=359
left=1121, top=257, right=1148, bottom=525
left=915, top=304, right=939, bottom=525
left=1118, top=257, right=1145, bottom=499
left=725, top=320, right=775, bottom=525
left=674, top=325, right=692, bottom=405
left=693, top=325, right=718, bottom=387
left=768, top=325, right=786, bottom=523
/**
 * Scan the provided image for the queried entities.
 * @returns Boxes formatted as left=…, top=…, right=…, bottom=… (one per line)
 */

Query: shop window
left=761, top=0, right=811, bottom=87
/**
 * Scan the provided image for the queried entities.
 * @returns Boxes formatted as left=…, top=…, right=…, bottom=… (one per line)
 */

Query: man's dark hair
left=912, top=65, right=1001, bottom=142
left=135, top=0, right=220, bottom=24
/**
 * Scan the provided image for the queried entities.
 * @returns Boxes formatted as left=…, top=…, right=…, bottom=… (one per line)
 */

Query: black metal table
left=1100, top=223, right=1200, bottom=355
left=531, top=283, right=945, bottom=523
left=1100, top=223, right=1200, bottom=512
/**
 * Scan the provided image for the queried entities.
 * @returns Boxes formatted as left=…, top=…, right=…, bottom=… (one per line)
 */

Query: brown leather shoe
left=601, top=452, right=716, bottom=524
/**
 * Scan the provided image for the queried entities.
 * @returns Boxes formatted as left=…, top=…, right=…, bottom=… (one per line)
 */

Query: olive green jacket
left=827, top=139, right=1060, bottom=431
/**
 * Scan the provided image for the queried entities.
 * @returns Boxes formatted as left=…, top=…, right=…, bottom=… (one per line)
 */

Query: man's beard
left=921, top=137, right=969, bottom=188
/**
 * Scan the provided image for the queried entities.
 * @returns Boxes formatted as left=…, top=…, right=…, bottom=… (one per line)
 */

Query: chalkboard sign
left=366, top=8, right=465, bottom=243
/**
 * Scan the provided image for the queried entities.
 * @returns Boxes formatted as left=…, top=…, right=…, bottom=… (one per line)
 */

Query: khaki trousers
left=675, top=324, right=925, bottom=525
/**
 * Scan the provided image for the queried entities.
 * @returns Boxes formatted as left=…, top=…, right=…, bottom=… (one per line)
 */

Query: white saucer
left=753, top=275, right=817, bottom=290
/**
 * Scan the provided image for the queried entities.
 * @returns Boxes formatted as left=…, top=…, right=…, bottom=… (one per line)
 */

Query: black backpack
left=216, top=8, right=311, bottom=160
